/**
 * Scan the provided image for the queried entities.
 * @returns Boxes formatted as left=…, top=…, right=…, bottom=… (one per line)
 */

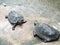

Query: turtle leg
left=22, top=21, right=27, bottom=24
left=12, top=24, right=17, bottom=30
left=24, top=21, right=27, bottom=23
left=33, top=30, right=37, bottom=37
left=19, top=21, right=27, bottom=26
left=33, top=34, right=37, bottom=37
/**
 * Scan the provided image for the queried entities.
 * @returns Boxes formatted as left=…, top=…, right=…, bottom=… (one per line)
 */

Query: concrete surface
left=0, top=0, right=60, bottom=45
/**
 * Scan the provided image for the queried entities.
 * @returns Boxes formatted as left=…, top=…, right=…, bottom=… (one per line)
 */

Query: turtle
left=5, top=11, right=27, bottom=30
left=33, top=20, right=60, bottom=42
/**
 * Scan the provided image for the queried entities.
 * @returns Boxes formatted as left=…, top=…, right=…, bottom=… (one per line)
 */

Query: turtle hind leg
left=12, top=24, right=17, bottom=30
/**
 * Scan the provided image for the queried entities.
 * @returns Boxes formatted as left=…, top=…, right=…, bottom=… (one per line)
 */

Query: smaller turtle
left=5, top=11, right=27, bottom=30
left=33, top=20, right=60, bottom=42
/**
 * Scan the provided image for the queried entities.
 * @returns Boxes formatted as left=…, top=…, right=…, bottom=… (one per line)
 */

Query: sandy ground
left=0, top=5, right=60, bottom=45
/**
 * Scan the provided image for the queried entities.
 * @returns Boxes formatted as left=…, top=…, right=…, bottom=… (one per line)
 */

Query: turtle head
left=34, top=20, right=39, bottom=26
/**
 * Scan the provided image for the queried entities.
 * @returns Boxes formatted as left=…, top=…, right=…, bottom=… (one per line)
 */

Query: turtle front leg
left=22, top=21, right=27, bottom=24
left=12, top=24, right=17, bottom=30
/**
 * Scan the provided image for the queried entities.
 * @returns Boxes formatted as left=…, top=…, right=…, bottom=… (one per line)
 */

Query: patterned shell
left=7, top=11, right=23, bottom=24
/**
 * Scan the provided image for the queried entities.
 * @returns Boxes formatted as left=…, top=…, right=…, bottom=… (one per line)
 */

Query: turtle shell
left=7, top=11, right=24, bottom=24
left=35, top=23, right=59, bottom=36
left=34, top=21, right=60, bottom=42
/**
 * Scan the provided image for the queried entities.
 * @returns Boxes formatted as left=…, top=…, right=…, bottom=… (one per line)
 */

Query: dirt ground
left=0, top=4, right=60, bottom=45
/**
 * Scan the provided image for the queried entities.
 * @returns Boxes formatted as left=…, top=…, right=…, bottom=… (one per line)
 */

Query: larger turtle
left=5, top=11, right=27, bottom=30
left=33, top=20, right=60, bottom=42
